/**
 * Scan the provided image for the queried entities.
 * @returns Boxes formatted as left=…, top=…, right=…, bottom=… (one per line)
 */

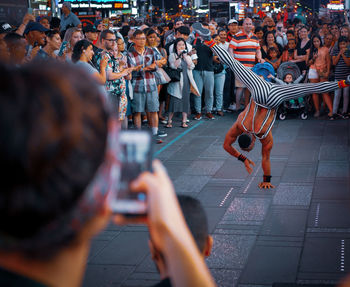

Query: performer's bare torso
left=237, top=101, right=276, bottom=140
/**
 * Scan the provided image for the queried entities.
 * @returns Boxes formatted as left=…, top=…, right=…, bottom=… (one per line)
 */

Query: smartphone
left=109, top=130, right=153, bottom=215
left=58, top=41, right=68, bottom=57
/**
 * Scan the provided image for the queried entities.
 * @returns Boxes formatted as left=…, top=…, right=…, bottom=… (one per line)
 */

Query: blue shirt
left=60, top=12, right=81, bottom=31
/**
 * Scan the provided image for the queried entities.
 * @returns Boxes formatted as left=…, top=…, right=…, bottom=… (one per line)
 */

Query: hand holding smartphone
left=109, top=130, right=152, bottom=216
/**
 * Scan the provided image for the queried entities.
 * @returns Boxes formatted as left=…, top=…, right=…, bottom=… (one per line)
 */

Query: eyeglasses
left=104, top=38, right=117, bottom=42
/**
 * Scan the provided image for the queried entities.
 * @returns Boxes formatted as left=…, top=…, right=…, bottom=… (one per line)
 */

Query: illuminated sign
left=327, top=3, right=344, bottom=9
left=58, top=1, right=129, bottom=9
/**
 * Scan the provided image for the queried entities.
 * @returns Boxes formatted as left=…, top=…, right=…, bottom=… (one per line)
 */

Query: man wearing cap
left=60, top=2, right=81, bottom=32
left=0, top=23, right=15, bottom=40
left=84, top=24, right=98, bottom=45
left=165, top=18, right=184, bottom=45
left=23, top=22, right=48, bottom=60
left=227, top=19, right=239, bottom=43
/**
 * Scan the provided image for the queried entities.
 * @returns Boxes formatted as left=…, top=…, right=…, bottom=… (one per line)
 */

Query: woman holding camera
left=166, top=38, right=199, bottom=128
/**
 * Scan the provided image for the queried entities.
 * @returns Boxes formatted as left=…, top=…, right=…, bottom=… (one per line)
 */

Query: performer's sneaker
left=192, top=22, right=211, bottom=41
left=346, top=75, right=350, bottom=85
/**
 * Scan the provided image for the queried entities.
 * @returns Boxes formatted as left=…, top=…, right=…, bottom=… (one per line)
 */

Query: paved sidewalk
left=83, top=113, right=350, bottom=287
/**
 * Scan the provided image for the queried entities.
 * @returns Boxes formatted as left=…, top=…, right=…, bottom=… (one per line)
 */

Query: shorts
left=235, top=77, right=246, bottom=88
left=308, top=68, right=319, bottom=80
left=131, top=90, right=159, bottom=113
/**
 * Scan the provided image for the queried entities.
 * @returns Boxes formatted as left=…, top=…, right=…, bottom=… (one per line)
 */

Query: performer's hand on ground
left=244, top=158, right=255, bottom=174
left=258, top=182, right=275, bottom=189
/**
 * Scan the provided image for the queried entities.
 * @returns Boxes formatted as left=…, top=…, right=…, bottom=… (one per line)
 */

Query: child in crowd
left=266, top=46, right=281, bottom=71
left=282, top=38, right=297, bottom=62
left=268, top=71, right=306, bottom=107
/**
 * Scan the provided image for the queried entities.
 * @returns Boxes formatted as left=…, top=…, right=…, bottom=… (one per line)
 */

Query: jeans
left=193, top=70, right=214, bottom=114
left=214, top=71, right=225, bottom=111
left=333, top=87, right=350, bottom=114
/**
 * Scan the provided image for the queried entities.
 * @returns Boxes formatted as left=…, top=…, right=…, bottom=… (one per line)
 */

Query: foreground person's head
left=0, top=61, right=110, bottom=286
left=238, top=133, right=256, bottom=152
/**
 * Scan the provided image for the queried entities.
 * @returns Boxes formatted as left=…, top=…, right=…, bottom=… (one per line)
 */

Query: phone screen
left=58, top=41, right=68, bottom=57
left=110, top=130, right=152, bottom=215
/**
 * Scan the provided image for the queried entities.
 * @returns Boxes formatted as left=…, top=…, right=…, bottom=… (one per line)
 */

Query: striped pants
left=207, top=41, right=343, bottom=110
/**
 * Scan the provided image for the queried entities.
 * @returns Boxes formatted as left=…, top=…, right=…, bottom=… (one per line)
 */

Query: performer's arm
left=223, top=123, right=255, bottom=174
left=259, top=133, right=274, bottom=189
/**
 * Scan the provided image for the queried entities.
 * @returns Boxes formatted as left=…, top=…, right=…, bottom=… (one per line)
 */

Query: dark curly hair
left=0, top=61, right=108, bottom=259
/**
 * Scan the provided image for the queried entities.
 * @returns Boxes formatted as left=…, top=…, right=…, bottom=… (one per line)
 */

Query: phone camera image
left=110, top=130, right=152, bottom=216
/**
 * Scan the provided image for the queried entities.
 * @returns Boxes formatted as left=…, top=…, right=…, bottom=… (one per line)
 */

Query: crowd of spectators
left=0, top=3, right=350, bottom=286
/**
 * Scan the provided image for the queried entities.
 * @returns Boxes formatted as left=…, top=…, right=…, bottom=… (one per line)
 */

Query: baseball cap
left=24, top=22, right=49, bottom=34
left=0, top=22, right=15, bottom=34
left=62, top=2, right=72, bottom=10
left=84, top=24, right=97, bottom=33
left=228, top=19, right=238, bottom=25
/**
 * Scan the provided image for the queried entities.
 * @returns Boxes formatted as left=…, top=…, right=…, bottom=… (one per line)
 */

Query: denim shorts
left=131, top=90, right=159, bottom=113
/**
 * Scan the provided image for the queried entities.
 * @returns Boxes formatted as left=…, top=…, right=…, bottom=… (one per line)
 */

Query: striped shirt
left=331, top=47, right=350, bottom=81
left=229, top=31, right=260, bottom=67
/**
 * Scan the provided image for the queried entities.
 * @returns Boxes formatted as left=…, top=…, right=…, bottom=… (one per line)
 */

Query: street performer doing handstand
left=193, top=22, right=350, bottom=189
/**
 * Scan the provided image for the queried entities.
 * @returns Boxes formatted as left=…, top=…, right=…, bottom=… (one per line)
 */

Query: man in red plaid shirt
left=128, top=30, right=167, bottom=138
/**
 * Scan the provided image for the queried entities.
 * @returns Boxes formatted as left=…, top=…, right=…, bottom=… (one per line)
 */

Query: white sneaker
left=228, top=103, right=236, bottom=111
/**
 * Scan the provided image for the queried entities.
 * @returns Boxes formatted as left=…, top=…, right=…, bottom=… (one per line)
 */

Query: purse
left=154, top=67, right=171, bottom=85
left=163, top=66, right=182, bottom=82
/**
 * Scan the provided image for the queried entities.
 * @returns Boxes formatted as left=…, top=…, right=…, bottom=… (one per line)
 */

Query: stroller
left=275, top=62, right=309, bottom=120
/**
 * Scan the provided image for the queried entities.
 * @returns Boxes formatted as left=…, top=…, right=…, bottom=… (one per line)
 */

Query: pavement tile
left=317, top=161, right=349, bottom=178
left=214, top=159, right=249, bottom=179
left=121, top=272, right=160, bottom=287
left=197, top=185, right=240, bottom=207
left=88, top=240, right=109, bottom=261
left=281, top=165, right=317, bottom=183
left=220, top=197, right=271, bottom=225
left=135, top=254, right=157, bottom=273
left=162, top=160, right=192, bottom=180
left=308, top=202, right=350, bottom=228
left=239, top=245, right=301, bottom=284
left=299, top=236, right=350, bottom=274
left=270, top=143, right=293, bottom=157
left=184, top=160, right=225, bottom=175
left=312, top=179, right=350, bottom=200
left=210, top=269, right=241, bottom=287
left=260, top=208, right=308, bottom=237
left=206, top=234, right=256, bottom=269
left=90, top=232, right=149, bottom=265
left=273, top=183, right=313, bottom=206
left=319, top=145, right=349, bottom=162
left=204, top=207, right=227, bottom=233
left=173, top=175, right=211, bottom=193
left=256, top=161, right=287, bottom=177
left=199, top=142, right=230, bottom=159
left=83, top=265, right=134, bottom=287
left=288, top=148, right=320, bottom=163
left=155, top=144, right=184, bottom=161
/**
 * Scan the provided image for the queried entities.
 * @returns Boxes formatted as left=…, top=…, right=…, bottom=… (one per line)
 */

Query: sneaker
left=156, top=130, right=167, bottom=137
left=341, top=113, right=349, bottom=119
left=206, top=113, right=215, bottom=120
left=228, top=103, right=236, bottom=111
left=192, top=22, right=212, bottom=41
left=194, top=113, right=202, bottom=120
left=217, top=111, right=224, bottom=116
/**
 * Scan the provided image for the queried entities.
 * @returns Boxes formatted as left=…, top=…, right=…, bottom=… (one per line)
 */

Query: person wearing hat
left=24, top=21, right=48, bottom=47
left=60, top=1, right=81, bottom=32
left=227, top=19, right=238, bottom=42
left=0, top=22, right=15, bottom=40
left=84, top=24, right=98, bottom=44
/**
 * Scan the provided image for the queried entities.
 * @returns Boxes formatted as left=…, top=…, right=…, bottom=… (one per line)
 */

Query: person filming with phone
left=0, top=61, right=216, bottom=287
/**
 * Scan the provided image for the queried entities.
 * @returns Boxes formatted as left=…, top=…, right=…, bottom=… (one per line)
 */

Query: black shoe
left=192, top=22, right=211, bottom=41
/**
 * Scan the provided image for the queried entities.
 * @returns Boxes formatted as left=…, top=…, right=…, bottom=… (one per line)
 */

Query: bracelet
left=263, top=175, right=272, bottom=182
left=237, top=154, right=247, bottom=162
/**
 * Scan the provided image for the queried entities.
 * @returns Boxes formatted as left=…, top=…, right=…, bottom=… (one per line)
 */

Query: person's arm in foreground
left=259, top=132, right=274, bottom=189
left=223, top=122, right=255, bottom=174
left=114, top=160, right=216, bottom=287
